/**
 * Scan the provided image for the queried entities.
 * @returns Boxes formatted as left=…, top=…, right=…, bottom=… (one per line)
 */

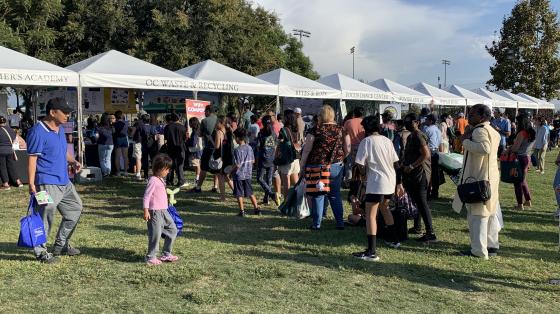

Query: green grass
left=1, top=152, right=560, bottom=313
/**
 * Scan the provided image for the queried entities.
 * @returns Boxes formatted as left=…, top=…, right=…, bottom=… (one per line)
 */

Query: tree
left=486, top=0, right=560, bottom=100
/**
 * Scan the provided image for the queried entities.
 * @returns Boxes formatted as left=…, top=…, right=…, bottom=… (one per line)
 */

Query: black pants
left=0, top=154, right=19, bottom=184
left=167, top=149, right=185, bottom=186
left=429, top=151, right=440, bottom=199
left=141, top=147, right=150, bottom=180
left=404, top=174, right=434, bottom=234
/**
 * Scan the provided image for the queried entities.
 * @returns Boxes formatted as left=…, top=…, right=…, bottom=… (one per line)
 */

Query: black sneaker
left=408, top=227, right=422, bottom=235
left=52, top=245, right=81, bottom=256
left=488, top=247, right=499, bottom=257
left=253, top=208, right=262, bottom=216
left=459, top=250, right=481, bottom=258
left=352, top=250, right=380, bottom=262
left=236, top=211, right=245, bottom=217
left=189, top=187, right=202, bottom=193
left=36, top=252, right=59, bottom=264
left=416, top=233, right=437, bottom=243
left=211, top=187, right=218, bottom=193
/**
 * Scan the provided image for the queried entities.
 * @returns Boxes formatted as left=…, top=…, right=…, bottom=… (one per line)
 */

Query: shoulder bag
left=304, top=130, right=342, bottom=196
left=1, top=126, right=18, bottom=161
left=273, top=127, right=296, bottom=166
left=208, top=130, right=224, bottom=172
left=456, top=126, right=491, bottom=204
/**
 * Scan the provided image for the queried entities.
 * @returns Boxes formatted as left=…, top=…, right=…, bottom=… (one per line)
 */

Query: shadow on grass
left=81, top=246, right=143, bottom=262
left=96, top=224, right=144, bottom=235
left=236, top=248, right=558, bottom=293
left=0, top=242, right=37, bottom=262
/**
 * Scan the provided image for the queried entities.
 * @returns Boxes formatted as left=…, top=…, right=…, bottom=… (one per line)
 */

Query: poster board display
left=104, top=88, right=137, bottom=113
left=185, top=99, right=210, bottom=121
left=379, top=103, right=402, bottom=120
left=143, top=91, right=192, bottom=112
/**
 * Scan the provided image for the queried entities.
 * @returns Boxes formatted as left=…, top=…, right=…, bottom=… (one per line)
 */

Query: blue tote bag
left=17, top=196, right=47, bottom=248
left=167, top=205, right=184, bottom=236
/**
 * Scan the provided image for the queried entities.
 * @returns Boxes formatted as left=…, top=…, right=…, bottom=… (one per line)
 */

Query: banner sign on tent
left=380, top=103, right=402, bottom=120
left=104, top=89, right=136, bottom=113
left=185, top=99, right=210, bottom=121
left=144, top=91, right=192, bottom=112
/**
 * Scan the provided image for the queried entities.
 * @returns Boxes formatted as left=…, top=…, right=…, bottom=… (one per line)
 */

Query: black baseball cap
left=46, top=97, right=73, bottom=114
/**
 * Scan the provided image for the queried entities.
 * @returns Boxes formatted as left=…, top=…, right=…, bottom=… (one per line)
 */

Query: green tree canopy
left=0, top=0, right=318, bottom=79
left=487, top=0, right=560, bottom=100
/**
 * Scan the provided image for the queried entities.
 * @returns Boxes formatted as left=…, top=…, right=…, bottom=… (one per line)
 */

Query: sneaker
left=352, top=250, right=380, bottom=262
left=159, top=254, right=179, bottom=262
left=190, top=187, right=202, bottom=193
left=237, top=211, right=246, bottom=217
left=273, top=193, right=281, bottom=206
left=179, top=182, right=190, bottom=188
left=0, top=185, right=11, bottom=191
left=488, top=247, right=499, bottom=257
left=384, top=241, right=401, bottom=249
left=146, top=258, right=162, bottom=266
left=253, top=208, right=262, bottom=216
left=211, top=187, right=218, bottom=193
left=459, top=250, right=480, bottom=258
left=523, top=200, right=532, bottom=208
left=36, top=252, right=59, bottom=264
left=554, top=209, right=560, bottom=218
left=308, top=225, right=320, bottom=230
left=408, top=227, right=422, bottom=235
left=135, top=174, right=142, bottom=181
left=416, top=233, right=437, bottom=243
left=52, top=245, right=81, bottom=256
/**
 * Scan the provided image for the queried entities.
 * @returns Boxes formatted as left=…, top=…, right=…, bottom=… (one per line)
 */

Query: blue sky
left=254, top=0, right=560, bottom=89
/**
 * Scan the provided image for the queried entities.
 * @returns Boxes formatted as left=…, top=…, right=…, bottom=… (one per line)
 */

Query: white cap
left=294, top=107, right=302, bottom=114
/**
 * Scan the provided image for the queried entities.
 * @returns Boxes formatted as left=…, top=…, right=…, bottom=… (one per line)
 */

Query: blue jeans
left=554, top=167, right=560, bottom=207
left=257, top=164, right=275, bottom=202
left=310, top=162, right=344, bottom=228
left=98, top=144, right=114, bottom=176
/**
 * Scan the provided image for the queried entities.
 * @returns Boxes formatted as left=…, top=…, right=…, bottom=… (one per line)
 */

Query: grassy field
left=1, top=152, right=560, bottom=313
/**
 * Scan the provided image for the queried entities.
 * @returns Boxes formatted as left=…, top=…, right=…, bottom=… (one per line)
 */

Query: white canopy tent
left=67, top=50, right=197, bottom=164
left=494, top=90, right=538, bottom=110
left=175, top=59, right=277, bottom=96
left=471, top=88, right=517, bottom=109
left=517, top=93, right=555, bottom=110
left=67, top=50, right=194, bottom=90
left=410, top=82, right=465, bottom=106
left=0, top=46, right=79, bottom=87
left=369, top=78, right=432, bottom=104
left=257, top=68, right=340, bottom=112
left=446, top=85, right=492, bottom=108
left=317, top=73, right=393, bottom=102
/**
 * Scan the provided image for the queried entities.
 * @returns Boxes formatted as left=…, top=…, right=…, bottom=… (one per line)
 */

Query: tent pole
left=275, top=95, right=280, bottom=114
left=76, top=84, right=84, bottom=165
left=193, top=91, right=198, bottom=100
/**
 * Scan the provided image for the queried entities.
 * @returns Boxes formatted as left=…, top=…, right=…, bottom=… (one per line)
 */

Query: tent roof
left=369, top=78, right=431, bottom=104
left=445, top=85, right=492, bottom=107
left=175, top=60, right=276, bottom=95
left=494, top=90, right=538, bottom=109
left=0, top=45, right=78, bottom=87
left=67, top=50, right=194, bottom=90
left=317, top=73, right=393, bottom=101
left=517, top=93, right=555, bottom=110
left=257, top=68, right=340, bottom=99
left=410, top=82, right=465, bottom=106
left=471, top=88, right=517, bottom=108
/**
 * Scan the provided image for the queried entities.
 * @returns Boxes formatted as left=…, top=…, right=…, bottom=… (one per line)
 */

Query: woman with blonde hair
left=300, top=105, right=351, bottom=230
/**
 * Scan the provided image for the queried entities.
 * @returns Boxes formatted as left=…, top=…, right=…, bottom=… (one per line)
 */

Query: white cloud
left=253, top=0, right=496, bottom=87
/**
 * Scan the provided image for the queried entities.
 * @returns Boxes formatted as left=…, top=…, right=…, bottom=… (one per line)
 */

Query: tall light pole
left=292, top=29, right=311, bottom=43
left=350, top=46, right=355, bottom=79
left=442, top=59, right=450, bottom=87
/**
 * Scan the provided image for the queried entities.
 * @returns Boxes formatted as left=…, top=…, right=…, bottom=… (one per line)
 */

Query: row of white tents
left=1, top=46, right=555, bottom=111
left=0, top=45, right=556, bottom=162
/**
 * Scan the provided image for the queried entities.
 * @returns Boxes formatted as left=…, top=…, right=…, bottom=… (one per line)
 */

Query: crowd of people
left=4, top=97, right=560, bottom=264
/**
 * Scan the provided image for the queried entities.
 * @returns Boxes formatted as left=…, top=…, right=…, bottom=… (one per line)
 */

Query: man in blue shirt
left=422, top=114, right=442, bottom=199
left=491, top=108, right=511, bottom=157
left=27, top=98, right=83, bottom=264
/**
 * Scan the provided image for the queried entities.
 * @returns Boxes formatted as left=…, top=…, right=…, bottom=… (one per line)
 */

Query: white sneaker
left=180, top=182, right=190, bottom=188
left=135, top=174, right=143, bottom=181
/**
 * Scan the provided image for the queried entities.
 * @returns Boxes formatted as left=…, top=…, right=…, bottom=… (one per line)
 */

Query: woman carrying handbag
left=299, top=105, right=350, bottom=230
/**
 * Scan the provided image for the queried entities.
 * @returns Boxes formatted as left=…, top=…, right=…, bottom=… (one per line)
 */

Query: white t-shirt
left=355, top=134, right=399, bottom=195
